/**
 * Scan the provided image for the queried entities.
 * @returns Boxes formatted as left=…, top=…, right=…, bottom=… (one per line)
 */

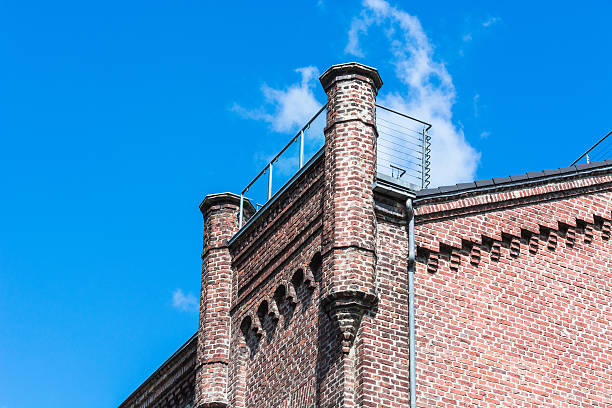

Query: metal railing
left=239, top=105, right=327, bottom=228
left=376, top=105, right=432, bottom=188
left=238, top=104, right=433, bottom=230
left=571, top=130, right=612, bottom=166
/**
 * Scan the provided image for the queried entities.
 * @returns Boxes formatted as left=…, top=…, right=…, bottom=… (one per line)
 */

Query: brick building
left=118, top=63, right=612, bottom=408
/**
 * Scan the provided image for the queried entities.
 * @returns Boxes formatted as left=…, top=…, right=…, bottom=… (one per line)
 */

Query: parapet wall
left=227, top=151, right=325, bottom=408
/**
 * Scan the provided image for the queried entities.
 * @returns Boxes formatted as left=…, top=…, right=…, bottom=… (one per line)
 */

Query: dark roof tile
left=526, top=171, right=546, bottom=179
left=413, top=160, right=612, bottom=201
left=509, top=173, right=529, bottom=182
left=438, top=185, right=459, bottom=193
left=492, top=176, right=511, bottom=184
left=456, top=182, right=476, bottom=190
left=575, top=163, right=591, bottom=170
left=474, top=179, right=495, bottom=187
left=542, top=168, right=562, bottom=176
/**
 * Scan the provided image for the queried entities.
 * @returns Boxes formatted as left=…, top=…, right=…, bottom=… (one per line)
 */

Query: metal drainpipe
left=406, top=197, right=417, bottom=408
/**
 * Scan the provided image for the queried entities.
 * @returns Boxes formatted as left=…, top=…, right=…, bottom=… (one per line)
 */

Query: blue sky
left=1, top=1, right=610, bottom=407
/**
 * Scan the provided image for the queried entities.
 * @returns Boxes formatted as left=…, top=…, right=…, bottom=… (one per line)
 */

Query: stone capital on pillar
left=320, top=62, right=382, bottom=130
left=199, top=192, right=254, bottom=253
left=319, top=62, right=383, bottom=92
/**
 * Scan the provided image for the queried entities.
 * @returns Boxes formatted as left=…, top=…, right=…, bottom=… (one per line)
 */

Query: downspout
left=406, top=198, right=417, bottom=408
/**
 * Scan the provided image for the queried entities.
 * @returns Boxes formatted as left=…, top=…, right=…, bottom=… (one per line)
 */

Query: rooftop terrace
left=236, top=103, right=432, bottom=230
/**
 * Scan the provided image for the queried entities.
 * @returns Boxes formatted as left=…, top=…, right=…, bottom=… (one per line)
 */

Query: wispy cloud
left=232, top=67, right=321, bottom=133
left=460, top=14, right=501, bottom=56
left=172, top=289, right=198, bottom=313
left=482, top=16, right=500, bottom=27
left=347, top=0, right=480, bottom=186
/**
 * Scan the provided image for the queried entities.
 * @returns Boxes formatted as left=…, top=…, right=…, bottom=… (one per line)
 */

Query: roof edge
left=415, top=159, right=612, bottom=203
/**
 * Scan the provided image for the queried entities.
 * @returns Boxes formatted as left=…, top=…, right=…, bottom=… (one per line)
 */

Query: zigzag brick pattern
left=411, top=175, right=612, bottom=407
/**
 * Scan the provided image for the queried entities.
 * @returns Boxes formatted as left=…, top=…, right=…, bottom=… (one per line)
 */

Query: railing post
left=268, top=162, right=273, bottom=200
left=299, top=129, right=305, bottom=168
left=421, top=127, right=426, bottom=189
left=239, top=193, right=244, bottom=229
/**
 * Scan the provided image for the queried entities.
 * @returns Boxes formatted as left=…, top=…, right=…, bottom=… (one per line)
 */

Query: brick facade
left=410, top=172, right=612, bottom=407
left=119, top=63, right=611, bottom=408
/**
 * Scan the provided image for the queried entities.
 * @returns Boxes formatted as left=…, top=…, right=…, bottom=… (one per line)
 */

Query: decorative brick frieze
left=421, top=215, right=609, bottom=274
left=470, top=244, right=482, bottom=266
left=548, top=229, right=558, bottom=250
left=584, top=222, right=594, bottom=243
left=528, top=233, right=540, bottom=254
left=602, top=218, right=611, bottom=240
left=450, top=248, right=462, bottom=270
left=564, top=224, right=576, bottom=247
left=509, top=235, right=521, bottom=258
left=427, top=252, right=439, bottom=273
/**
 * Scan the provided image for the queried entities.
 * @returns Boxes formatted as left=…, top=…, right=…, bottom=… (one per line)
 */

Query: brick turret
left=318, top=62, right=383, bottom=407
left=195, top=193, right=253, bottom=408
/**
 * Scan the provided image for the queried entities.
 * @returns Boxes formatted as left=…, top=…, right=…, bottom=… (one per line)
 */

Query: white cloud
left=480, top=131, right=491, bottom=139
left=172, top=289, right=198, bottom=313
left=232, top=67, right=321, bottom=133
left=462, top=33, right=473, bottom=42
left=473, top=93, right=480, bottom=118
left=482, top=16, right=500, bottom=27
left=347, top=0, right=480, bottom=187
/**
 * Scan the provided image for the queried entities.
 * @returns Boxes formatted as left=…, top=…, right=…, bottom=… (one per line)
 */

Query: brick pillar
left=195, top=193, right=252, bottom=408
left=318, top=63, right=382, bottom=407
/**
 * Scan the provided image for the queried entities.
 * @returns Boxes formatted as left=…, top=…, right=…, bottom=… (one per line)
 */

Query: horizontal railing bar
left=377, top=126, right=425, bottom=144
left=376, top=104, right=432, bottom=131
left=377, top=128, right=425, bottom=144
left=378, top=153, right=423, bottom=167
left=377, top=159, right=424, bottom=174
left=379, top=152, right=422, bottom=163
left=378, top=136, right=424, bottom=153
left=378, top=153, right=422, bottom=164
left=377, top=123, right=424, bottom=137
left=380, top=146, right=422, bottom=157
left=377, top=117, right=426, bottom=135
left=378, top=147, right=422, bottom=158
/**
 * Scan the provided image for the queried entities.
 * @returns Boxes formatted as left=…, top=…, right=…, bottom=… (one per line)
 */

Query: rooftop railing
left=239, top=106, right=326, bottom=228
left=238, top=104, right=432, bottom=229
left=376, top=104, right=432, bottom=189
left=571, top=130, right=612, bottom=165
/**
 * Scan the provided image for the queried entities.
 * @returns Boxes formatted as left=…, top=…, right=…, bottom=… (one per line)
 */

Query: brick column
left=318, top=63, right=382, bottom=407
left=195, top=193, right=252, bottom=408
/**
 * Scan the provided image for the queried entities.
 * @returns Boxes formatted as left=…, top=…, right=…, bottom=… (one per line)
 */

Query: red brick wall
left=361, top=209, right=412, bottom=407
left=410, top=173, right=612, bottom=407
left=227, top=154, right=325, bottom=408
